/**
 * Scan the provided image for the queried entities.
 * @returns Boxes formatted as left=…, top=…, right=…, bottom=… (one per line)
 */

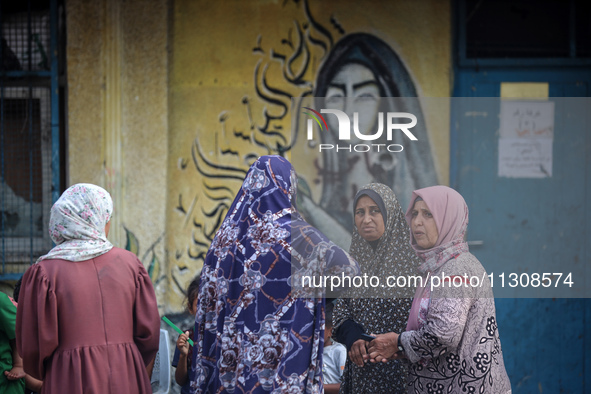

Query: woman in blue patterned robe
left=191, top=155, right=359, bottom=394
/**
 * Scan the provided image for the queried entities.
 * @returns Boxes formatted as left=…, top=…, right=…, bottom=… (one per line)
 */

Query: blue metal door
left=452, top=69, right=591, bottom=393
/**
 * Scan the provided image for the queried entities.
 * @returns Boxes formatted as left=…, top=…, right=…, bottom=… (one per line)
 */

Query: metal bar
left=569, top=0, right=576, bottom=58
left=27, top=0, right=32, bottom=71
left=0, top=71, right=53, bottom=78
left=0, top=0, right=4, bottom=274
left=449, top=96, right=460, bottom=190
left=50, top=0, right=60, bottom=206
left=458, top=56, right=591, bottom=68
left=29, top=84, right=33, bottom=265
left=0, top=76, right=4, bottom=274
left=0, top=1, right=3, bottom=72
left=0, top=273, right=25, bottom=281
left=456, top=0, right=468, bottom=67
left=28, top=1, right=33, bottom=264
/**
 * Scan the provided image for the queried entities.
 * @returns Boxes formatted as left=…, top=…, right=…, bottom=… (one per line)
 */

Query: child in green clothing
left=12, top=278, right=43, bottom=394
left=0, top=291, right=26, bottom=394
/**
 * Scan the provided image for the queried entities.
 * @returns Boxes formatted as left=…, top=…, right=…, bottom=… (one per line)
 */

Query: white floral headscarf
left=37, top=183, right=114, bottom=263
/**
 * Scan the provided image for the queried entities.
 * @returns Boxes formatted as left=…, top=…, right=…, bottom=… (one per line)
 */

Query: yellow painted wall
left=168, top=0, right=451, bottom=312
left=66, top=0, right=450, bottom=313
left=66, top=0, right=169, bottom=309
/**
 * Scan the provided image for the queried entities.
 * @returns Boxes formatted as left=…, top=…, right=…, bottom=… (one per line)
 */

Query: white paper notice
left=498, top=101, right=554, bottom=178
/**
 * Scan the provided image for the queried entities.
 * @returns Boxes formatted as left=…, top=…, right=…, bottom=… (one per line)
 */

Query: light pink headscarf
left=404, top=185, right=469, bottom=330
left=37, top=183, right=114, bottom=263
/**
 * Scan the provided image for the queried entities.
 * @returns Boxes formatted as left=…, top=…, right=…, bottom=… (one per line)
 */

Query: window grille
left=457, top=0, right=591, bottom=67
left=1, top=0, right=61, bottom=278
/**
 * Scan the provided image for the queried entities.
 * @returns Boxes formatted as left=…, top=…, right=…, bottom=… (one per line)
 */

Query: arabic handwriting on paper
left=499, top=101, right=554, bottom=178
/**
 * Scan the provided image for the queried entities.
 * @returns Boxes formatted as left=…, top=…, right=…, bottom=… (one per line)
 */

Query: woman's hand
left=348, top=339, right=369, bottom=367
left=176, top=331, right=190, bottom=357
left=366, top=332, right=399, bottom=363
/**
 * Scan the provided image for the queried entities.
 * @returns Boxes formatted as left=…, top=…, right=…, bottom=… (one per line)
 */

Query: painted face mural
left=324, top=63, right=382, bottom=142
left=295, top=32, right=437, bottom=245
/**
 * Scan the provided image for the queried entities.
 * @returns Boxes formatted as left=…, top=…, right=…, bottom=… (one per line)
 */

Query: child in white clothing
left=323, top=300, right=347, bottom=394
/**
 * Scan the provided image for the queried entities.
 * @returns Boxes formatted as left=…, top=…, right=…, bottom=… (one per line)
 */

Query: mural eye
left=356, top=93, right=377, bottom=101
left=325, top=95, right=344, bottom=106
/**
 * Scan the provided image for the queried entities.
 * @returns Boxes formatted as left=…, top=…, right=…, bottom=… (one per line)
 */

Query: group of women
left=193, top=155, right=510, bottom=393
left=13, top=154, right=510, bottom=394
left=333, top=183, right=512, bottom=393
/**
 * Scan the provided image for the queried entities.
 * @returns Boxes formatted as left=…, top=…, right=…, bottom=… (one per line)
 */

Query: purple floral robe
left=191, top=155, right=359, bottom=393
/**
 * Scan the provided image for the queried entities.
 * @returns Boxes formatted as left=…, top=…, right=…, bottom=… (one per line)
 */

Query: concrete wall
left=168, top=0, right=451, bottom=311
left=66, top=0, right=169, bottom=309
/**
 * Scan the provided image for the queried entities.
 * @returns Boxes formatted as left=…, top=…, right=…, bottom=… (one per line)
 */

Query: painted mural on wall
left=292, top=32, right=437, bottom=248
left=123, top=227, right=168, bottom=307
left=169, top=0, right=441, bottom=311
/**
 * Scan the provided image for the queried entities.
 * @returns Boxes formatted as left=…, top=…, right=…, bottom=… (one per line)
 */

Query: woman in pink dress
left=16, top=183, right=160, bottom=393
